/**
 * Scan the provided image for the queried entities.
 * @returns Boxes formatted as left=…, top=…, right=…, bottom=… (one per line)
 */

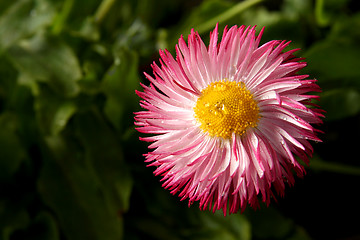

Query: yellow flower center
left=194, top=80, right=260, bottom=139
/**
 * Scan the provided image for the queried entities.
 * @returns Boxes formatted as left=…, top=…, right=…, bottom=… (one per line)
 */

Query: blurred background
left=0, top=0, right=359, bottom=239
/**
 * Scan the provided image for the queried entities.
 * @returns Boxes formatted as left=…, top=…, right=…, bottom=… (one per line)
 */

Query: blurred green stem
left=196, top=0, right=263, bottom=34
left=94, top=0, right=116, bottom=24
left=52, top=0, right=74, bottom=34
left=309, top=158, right=360, bottom=176
left=315, top=0, right=329, bottom=27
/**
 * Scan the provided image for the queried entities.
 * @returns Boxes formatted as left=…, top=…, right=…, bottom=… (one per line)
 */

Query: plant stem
left=315, top=0, right=329, bottom=27
left=94, top=0, right=116, bottom=24
left=196, top=0, right=263, bottom=35
left=309, top=158, right=360, bottom=176
left=52, top=0, right=74, bottom=35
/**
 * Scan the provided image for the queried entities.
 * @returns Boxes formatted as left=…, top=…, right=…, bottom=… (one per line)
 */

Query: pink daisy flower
left=135, top=24, right=323, bottom=215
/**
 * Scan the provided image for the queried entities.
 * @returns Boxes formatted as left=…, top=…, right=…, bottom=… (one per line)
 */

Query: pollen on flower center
left=194, top=80, right=260, bottom=139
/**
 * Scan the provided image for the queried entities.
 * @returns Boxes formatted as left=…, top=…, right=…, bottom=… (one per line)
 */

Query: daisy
left=135, top=24, right=323, bottom=215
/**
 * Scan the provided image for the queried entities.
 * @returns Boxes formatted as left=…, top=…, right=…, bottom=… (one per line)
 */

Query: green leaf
left=246, top=207, right=311, bottom=240
left=327, top=13, right=360, bottom=43
left=38, top=135, right=124, bottom=240
left=282, top=0, right=312, bottom=19
left=34, top=87, right=77, bottom=136
left=10, top=211, right=60, bottom=240
left=287, top=226, right=312, bottom=240
left=239, top=5, right=308, bottom=49
left=309, top=155, right=360, bottom=175
left=0, top=200, right=30, bottom=240
left=0, top=56, right=18, bottom=102
left=315, top=0, right=350, bottom=26
left=51, top=101, right=77, bottom=136
left=102, top=48, right=140, bottom=132
left=78, top=59, right=103, bottom=94
left=17, top=73, right=40, bottom=98
left=1, top=75, right=39, bottom=152
left=169, top=0, right=232, bottom=45
left=75, top=110, right=133, bottom=213
left=72, top=16, right=100, bottom=41
left=0, top=0, right=56, bottom=52
left=130, top=217, right=183, bottom=240
left=320, top=88, right=360, bottom=121
left=31, top=211, right=60, bottom=240
left=305, top=41, right=360, bottom=86
left=7, top=31, right=82, bottom=97
left=114, top=19, right=154, bottom=57
left=196, top=211, right=251, bottom=240
left=0, top=113, right=26, bottom=181
left=246, top=207, right=294, bottom=239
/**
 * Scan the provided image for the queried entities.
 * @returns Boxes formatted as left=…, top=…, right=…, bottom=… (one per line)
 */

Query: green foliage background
left=0, top=0, right=359, bottom=239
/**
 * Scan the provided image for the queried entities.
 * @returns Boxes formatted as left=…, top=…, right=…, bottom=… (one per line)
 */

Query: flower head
left=135, top=24, right=323, bottom=215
